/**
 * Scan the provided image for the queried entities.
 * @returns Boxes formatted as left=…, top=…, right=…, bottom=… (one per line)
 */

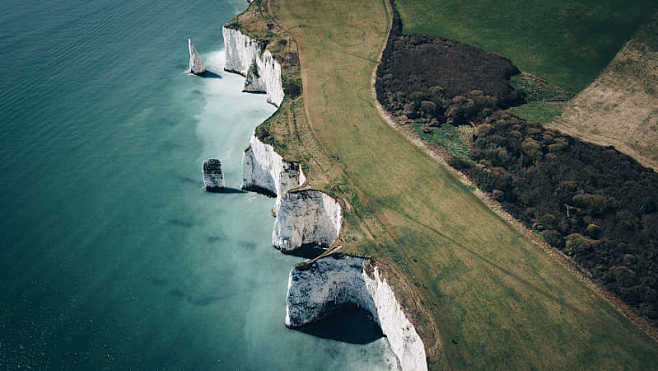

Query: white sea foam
left=195, top=49, right=276, bottom=188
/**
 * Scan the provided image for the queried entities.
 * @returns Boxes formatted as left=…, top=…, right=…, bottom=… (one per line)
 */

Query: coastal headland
left=225, top=0, right=658, bottom=369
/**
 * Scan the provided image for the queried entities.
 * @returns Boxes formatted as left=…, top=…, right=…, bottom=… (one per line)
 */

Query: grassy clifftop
left=242, top=0, right=658, bottom=368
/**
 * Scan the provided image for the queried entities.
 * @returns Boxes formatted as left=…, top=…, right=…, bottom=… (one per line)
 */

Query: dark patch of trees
left=376, top=5, right=524, bottom=127
left=283, top=74, right=301, bottom=98
left=468, top=112, right=658, bottom=322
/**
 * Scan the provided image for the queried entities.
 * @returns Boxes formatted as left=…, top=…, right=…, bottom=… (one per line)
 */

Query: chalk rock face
left=244, top=62, right=267, bottom=93
left=286, top=255, right=427, bottom=371
left=273, top=190, right=342, bottom=253
left=364, top=267, right=428, bottom=371
left=188, top=39, right=206, bottom=75
left=222, top=26, right=284, bottom=106
left=242, top=133, right=305, bottom=209
left=203, top=159, right=224, bottom=192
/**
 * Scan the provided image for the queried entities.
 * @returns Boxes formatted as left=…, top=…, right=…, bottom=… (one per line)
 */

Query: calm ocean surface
left=0, top=0, right=395, bottom=369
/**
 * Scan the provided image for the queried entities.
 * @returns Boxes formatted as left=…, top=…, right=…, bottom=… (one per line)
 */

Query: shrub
left=540, top=214, right=557, bottom=228
left=282, top=75, right=302, bottom=98
left=613, top=266, right=638, bottom=287
left=565, top=233, right=593, bottom=256
left=474, top=123, right=494, bottom=136
left=585, top=223, right=602, bottom=238
left=449, top=157, right=473, bottom=170
left=572, top=194, right=608, bottom=215
left=491, top=189, right=505, bottom=201
left=548, top=140, right=569, bottom=152
left=542, top=230, right=564, bottom=247
left=487, top=147, right=511, bottom=166
left=409, top=91, right=428, bottom=102
left=521, top=138, right=542, bottom=159
left=420, top=100, right=437, bottom=116
left=429, top=85, right=446, bottom=99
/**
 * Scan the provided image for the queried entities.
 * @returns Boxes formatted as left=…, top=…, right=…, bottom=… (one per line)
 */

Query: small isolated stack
left=188, top=39, right=206, bottom=75
left=203, top=159, right=224, bottom=192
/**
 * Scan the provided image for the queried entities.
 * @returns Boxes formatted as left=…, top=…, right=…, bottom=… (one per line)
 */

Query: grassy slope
left=265, top=0, right=658, bottom=368
left=548, top=16, right=658, bottom=170
left=508, top=101, right=566, bottom=123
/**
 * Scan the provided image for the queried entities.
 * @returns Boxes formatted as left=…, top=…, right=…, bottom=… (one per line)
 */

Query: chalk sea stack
left=187, top=39, right=206, bottom=75
left=203, top=159, right=224, bottom=192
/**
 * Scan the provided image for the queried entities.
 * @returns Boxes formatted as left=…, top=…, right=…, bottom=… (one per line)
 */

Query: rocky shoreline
left=222, top=5, right=429, bottom=369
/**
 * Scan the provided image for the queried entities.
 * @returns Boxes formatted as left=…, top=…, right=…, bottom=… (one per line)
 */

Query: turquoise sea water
left=0, top=0, right=395, bottom=369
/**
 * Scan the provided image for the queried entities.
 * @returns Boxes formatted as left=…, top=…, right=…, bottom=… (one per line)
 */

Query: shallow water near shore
left=0, top=0, right=396, bottom=369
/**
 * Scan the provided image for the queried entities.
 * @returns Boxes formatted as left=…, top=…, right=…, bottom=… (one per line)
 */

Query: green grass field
left=409, top=123, right=472, bottom=161
left=249, top=0, right=658, bottom=368
left=394, top=0, right=656, bottom=94
left=508, top=102, right=566, bottom=123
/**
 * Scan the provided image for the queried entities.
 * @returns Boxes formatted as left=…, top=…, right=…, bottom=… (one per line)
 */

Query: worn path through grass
left=267, top=0, right=658, bottom=368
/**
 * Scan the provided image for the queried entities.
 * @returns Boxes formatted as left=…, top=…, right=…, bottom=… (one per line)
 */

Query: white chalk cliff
left=228, top=15, right=425, bottom=371
left=273, top=190, right=342, bottom=253
left=241, top=135, right=341, bottom=254
left=244, top=61, right=268, bottom=93
left=242, top=133, right=306, bottom=210
left=222, top=26, right=284, bottom=106
left=187, top=39, right=206, bottom=75
left=286, top=254, right=427, bottom=371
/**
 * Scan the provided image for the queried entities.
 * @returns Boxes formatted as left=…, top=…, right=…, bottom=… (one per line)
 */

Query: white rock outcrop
left=203, top=158, right=224, bottom=192
left=286, top=255, right=427, bottom=371
left=187, top=39, right=206, bottom=75
left=242, top=133, right=305, bottom=207
left=273, top=190, right=342, bottom=253
left=222, top=26, right=284, bottom=106
left=244, top=61, right=268, bottom=93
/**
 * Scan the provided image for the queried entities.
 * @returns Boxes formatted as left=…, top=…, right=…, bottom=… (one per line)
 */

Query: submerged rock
left=188, top=38, right=206, bottom=75
left=203, top=159, right=224, bottom=192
